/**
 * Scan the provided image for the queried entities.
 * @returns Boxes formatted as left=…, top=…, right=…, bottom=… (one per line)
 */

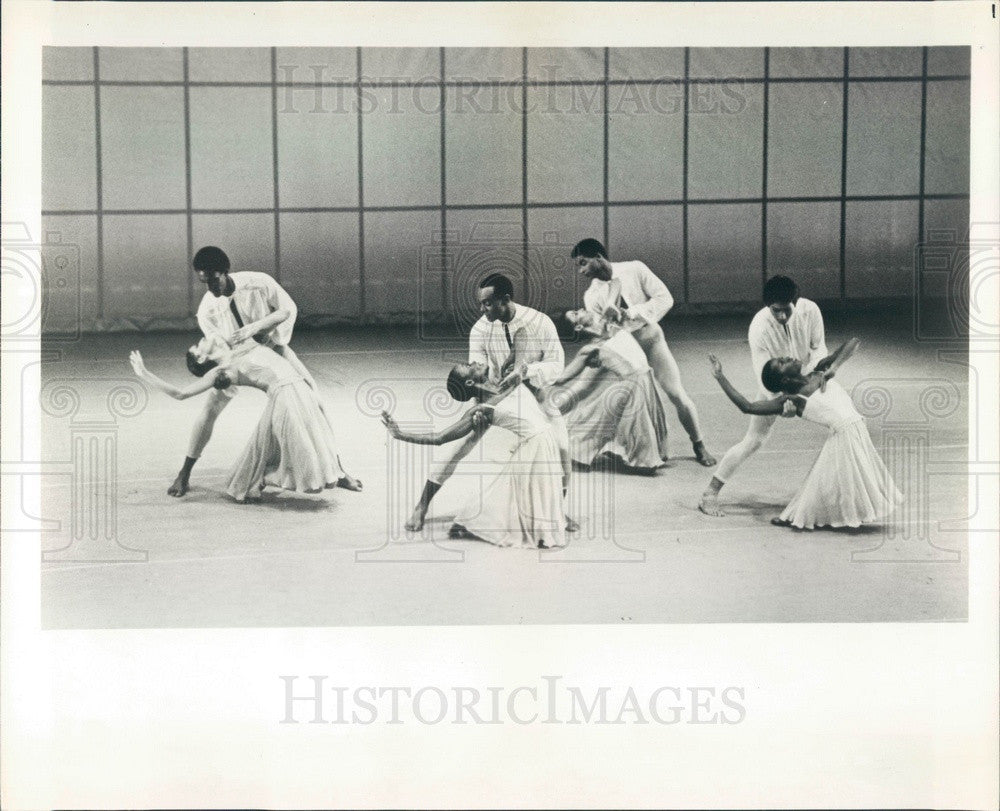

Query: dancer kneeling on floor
left=381, top=362, right=566, bottom=550
left=129, top=334, right=362, bottom=502
left=708, top=338, right=902, bottom=530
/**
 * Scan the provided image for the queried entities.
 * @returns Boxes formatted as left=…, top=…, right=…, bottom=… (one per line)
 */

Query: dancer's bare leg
left=406, top=430, right=482, bottom=531
left=635, top=326, right=716, bottom=466
left=169, top=388, right=233, bottom=496
left=698, top=413, right=776, bottom=516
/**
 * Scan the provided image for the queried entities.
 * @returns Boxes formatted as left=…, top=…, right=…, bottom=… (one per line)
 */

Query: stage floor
left=37, top=311, right=970, bottom=627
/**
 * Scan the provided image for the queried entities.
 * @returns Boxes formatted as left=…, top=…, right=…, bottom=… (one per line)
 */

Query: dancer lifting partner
left=404, top=273, right=576, bottom=533
left=167, top=246, right=345, bottom=496
left=708, top=339, right=903, bottom=529
left=571, top=238, right=716, bottom=467
left=699, top=275, right=829, bottom=516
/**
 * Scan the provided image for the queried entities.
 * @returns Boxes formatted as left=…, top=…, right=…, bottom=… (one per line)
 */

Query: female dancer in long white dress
left=129, top=335, right=362, bottom=502
left=709, top=338, right=902, bottom=529
left=555, top=309, right=670, bottom=471
left=381, top=363, right=566, bottom=549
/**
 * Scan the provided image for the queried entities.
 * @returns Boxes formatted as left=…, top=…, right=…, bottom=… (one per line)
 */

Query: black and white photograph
left=34, top=42, right=974, bottom=626
left=2, top=1, right=997, bottom=808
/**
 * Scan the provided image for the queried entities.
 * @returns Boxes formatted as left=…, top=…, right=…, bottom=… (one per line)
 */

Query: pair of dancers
left=131, top=246, right=362, bottom=503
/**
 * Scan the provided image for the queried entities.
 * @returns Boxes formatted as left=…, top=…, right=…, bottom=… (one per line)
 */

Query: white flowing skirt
left=779, top=420, right=903, bottom=529
left=566, top=368, right=669, bottom=470
left=454, top=430, right=566, bottom=548
left=226, top=380, right=344, bottom=501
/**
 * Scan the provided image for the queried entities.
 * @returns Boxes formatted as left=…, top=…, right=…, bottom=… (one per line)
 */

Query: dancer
left=168, top=246, right=319, bottom=498
left=382, top=364, right=566, bottom=549
left=130, top=334, right=362, bottom=502
left=699, top=275, right=831, bottom=517
left=709, top=339, right=902, bottom=529
left=571, top=238, right=716, bottom=466
left=404, top=273, right=575, bottom=532
left=550, top=308, right=670, bottom=471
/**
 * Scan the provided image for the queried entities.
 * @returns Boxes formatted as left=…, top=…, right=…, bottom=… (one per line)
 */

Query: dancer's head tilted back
left=185, top=335, right=232, bottom=388
left=477, top=273, right=515, bottom=323
left=762, top=275, right=799, bottom=326
left=564, top=307, right=603, bottom=336
left=446, top=362, right=489, bottom=402
left=761, top=356, right=805, bottom=394
left=193, top=246, right=233, bottom=298
left=571, top=238, right=613, bottom=282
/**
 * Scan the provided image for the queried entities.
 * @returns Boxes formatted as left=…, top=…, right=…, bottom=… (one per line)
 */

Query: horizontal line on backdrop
left=41, top=193, right=970, bottom=217
left=42, top=75, right=972, bottom=88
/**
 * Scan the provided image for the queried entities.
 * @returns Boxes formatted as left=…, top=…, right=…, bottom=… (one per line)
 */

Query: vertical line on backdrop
left=439, top=47, right=448, bottom=327
left=917, top=47, right=929, bottom=249
left=183, top=48, right=194, bottom=315
left=521, top=48, right=529, bottom=301
left=270, top=48, right=281, bottom=282
left=761, top=48, right=770, bottom=287
left=356, top=47, right=366, bottom=322
left=602, top=48, right=610, bottom=252
left=93, top=47, right=105, bottom=321
left=682, top=48, right=690, bottom=305
left=839, top=47, right=850, bottom=302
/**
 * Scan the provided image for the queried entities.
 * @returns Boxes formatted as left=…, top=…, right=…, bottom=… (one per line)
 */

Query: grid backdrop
left=41, top=46, right=970, bottom=332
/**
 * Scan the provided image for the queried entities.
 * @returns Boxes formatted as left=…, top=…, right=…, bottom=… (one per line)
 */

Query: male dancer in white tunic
left=404, top=273, right=574, bottom=532
left=168, top=245, right=361, bottom=496
left=698, top=275, right=829, bottom=516
left=571, top=238, right=716, bottom=466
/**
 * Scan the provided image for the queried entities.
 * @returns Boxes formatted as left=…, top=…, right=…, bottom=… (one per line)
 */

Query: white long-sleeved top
left=583, top=260, right=674, bottom=327
left=196, top=271, right=297, bottom=347
left=747, top=297, right=829, bottom=392
left=468, top=303, right=564, bottom=388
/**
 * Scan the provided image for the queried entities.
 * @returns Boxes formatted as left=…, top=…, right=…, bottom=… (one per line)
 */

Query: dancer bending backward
left=167, top=246, right=351, bottom=496
left=571, top=238, right=716, bottom=467
left=709, top=339, right=903, bottom=529
left=405, top=273, right=575, bottom=533
left=699, top=275, right=830, bottom=517
left=383, top=365, right=566, bottom=549
left=548, top=307, right=670, bottom=471
left=131, top=335, right=361, bottom=501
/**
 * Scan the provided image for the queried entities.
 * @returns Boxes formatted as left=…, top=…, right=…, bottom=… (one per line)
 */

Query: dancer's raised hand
left=708, top=354, right=724, bottom=379
left=129, top=350, right=147, bottom=378
left=380, top=410, right=401, bottom=439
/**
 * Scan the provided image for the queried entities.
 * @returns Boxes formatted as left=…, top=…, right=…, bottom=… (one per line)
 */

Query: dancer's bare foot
left=336, top=474, right=363, bottom=492
left=565, top=515, right=580, bottom=533
left=405, top=507, right=426, bottom=532
left=167, top=473, right=189, bottom=497
left=698, top=493, right=725, bottom=517
left=693, top=441, right=717, bottom=467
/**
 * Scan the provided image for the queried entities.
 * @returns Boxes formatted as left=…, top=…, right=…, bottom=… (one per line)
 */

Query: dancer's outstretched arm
left=382, top=406, right=493, bottom=446
left=130, top=351, right=221, bottom=400
left=708, top=355, right=789, bottom=416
